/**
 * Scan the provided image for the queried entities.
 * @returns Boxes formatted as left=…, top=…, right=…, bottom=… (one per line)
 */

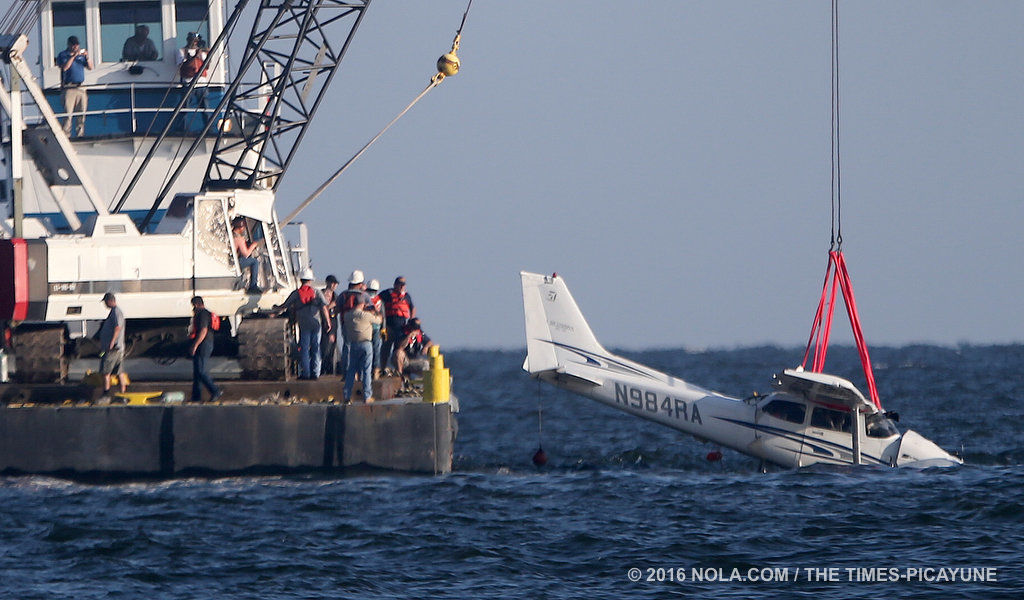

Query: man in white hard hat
left=334, top=270, right=371, bottom=377
left=275, top=268, right=331, bottom=379
left=343, top=301, right=381, bottom=403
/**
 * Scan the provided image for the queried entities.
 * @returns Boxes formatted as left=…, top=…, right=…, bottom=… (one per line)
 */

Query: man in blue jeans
left=189, top=296, right=222, bottom=402
left=343, top=301, right=381, bottom=403
left=232, top=217, right=263, bottom=293
left=275, top=268, right=331, bottom=379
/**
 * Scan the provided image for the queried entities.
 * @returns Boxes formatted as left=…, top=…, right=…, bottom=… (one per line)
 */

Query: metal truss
left=204, top=0, right=370, bottom=191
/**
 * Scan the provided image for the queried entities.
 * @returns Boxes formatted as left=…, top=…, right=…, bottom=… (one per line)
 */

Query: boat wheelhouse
left=2, top=0, right=232, bottom=232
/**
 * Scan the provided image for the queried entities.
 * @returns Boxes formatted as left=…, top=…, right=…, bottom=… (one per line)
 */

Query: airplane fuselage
left=538, top=363, right=900, bottom=469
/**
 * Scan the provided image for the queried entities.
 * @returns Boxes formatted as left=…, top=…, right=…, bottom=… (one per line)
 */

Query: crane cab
left=40, top=0, right=228, bottom=89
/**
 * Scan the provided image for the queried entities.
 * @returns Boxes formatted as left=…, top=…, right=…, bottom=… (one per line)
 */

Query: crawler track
left=237, top=318, right=294, bottom=381
left=12, top=327, right=68, bottom=383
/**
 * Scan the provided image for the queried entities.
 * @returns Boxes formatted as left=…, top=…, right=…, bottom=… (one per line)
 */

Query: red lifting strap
left=801, top=250, right=882, bottom=409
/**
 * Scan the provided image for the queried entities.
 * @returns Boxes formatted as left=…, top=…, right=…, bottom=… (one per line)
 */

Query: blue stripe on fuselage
left=713, top=416, right=887, bottom=466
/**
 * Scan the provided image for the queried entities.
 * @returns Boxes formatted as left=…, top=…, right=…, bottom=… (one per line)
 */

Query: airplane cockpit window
left=865, top=413, right=900, bottom=438
left=762, top=399, right=806, bottom=424
left=810, top=406, right=852, bottom=433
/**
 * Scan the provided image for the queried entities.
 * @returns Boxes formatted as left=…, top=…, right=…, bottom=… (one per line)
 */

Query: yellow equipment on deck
left=421, top=346, right=451, bottom=403
left=116, top=392, right=164, bottom=406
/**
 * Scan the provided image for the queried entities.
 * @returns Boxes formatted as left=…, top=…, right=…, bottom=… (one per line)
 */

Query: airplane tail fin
left=521, top=271, right=606, bottom=374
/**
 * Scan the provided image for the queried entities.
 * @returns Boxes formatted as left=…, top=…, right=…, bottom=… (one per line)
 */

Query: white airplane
left=521, top=272, right=962, bottom=469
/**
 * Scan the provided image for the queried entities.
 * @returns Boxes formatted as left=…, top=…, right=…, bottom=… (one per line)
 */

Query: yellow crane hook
left=433, top=34, right=461, bottom=83
left=432, top=0, right=471, bottom=83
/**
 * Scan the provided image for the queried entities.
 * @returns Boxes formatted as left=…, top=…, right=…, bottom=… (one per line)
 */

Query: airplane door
left=757, top=397, right=809, bottom=468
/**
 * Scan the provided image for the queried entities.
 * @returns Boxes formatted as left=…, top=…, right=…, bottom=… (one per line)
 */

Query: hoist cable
left=457, top=0, right=473, bottom=35
left=282, top=79, right=439, bottom=225
left=283, top=0, right=472, bottom=225
left=831, top=0, right=843, bottom=249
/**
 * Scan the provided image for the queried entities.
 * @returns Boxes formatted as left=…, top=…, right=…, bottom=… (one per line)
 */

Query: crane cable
left=830, top=0, right=842, bottom=250
left=800, top=0, right=882, bottom=410
left=283, top=0, right=473, bottom=225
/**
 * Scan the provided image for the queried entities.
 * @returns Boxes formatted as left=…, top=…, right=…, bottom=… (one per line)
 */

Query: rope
left=537, top=383, right=544, bottom=447
left=283, top=79, right=440, bottom=224
left=283, top=0, right=473, bottom=224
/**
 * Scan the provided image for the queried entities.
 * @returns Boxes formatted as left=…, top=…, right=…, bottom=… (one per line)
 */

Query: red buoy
left=706, top=450, right=723, bottom=462
left=532, top=447, right=548, bottom=467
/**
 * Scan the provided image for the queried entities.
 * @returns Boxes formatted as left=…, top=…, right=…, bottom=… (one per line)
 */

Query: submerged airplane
left=520, top=272, right=962, bottom=469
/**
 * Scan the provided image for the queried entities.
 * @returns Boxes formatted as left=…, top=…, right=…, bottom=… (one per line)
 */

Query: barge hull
left=0, top=401, right=455, bottom=477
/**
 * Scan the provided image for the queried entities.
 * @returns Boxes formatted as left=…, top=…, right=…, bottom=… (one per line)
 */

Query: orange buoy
left=532, top=447, right=548, bottom=467
left=706, top=450, right=723, bottom=462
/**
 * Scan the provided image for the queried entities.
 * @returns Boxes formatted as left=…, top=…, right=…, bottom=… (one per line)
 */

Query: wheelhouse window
left=810, top=406, right=851, bottom=433
left=99, top=1, right=163, bottom=62
left=865, top=413, right=900, bottom=438
left=762, top=399, right=806, bottom=424
left=175, top=0, right=211, bottom=51
left=52, top=2, right=86, bottom=58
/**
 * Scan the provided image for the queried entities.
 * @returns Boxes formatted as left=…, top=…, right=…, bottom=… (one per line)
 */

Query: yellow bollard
left=422, top=345, right=450, bottom=403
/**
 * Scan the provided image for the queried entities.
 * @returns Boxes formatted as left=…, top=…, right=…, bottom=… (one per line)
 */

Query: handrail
left=8, top=82, right=232, bottom=137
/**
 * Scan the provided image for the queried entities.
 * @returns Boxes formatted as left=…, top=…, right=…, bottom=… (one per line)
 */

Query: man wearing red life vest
left=379, top=276, right=416, bottom=371
left=275, top=268, right=331, bottom=379
left=394, top=318, right=435, bottom=378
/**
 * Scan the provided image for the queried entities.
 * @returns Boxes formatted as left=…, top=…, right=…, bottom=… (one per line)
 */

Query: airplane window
left=865, top=413, right=900, bottom=438
left=810, top=407, right=851, bottom=433
left=762, top=400, right=805, bottom=424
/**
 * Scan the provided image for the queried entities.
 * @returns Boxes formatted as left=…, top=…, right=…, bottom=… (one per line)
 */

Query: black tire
left=237, top=318, right=294, bottom=381
left=12, top=327, right=68, bottom=383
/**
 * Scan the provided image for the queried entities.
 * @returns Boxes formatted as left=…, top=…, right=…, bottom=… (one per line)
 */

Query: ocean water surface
left=1, top=345, right=1022, bottom=598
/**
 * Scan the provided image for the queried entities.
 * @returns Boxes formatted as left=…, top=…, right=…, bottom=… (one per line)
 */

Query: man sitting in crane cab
left=231, top=217, right=263, bottom=294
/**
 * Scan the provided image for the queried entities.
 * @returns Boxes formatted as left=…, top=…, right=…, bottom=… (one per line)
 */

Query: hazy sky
left=278, top=1, right=1022, bottom=350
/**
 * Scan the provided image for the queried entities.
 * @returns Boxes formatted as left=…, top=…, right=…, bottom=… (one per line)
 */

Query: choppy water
left=2, top=345, right=1022, bottom=598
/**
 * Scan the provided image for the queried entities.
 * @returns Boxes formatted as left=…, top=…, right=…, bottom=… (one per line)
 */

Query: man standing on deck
left=366, top=279, right=384, bottom=378
left=320, top=275, right=341, bottom=374
left=56, top=36, right=92, bottom=137
left=98, top=292, right=127, bottom=398
left=189, top=296, right=222, bottom=403
left=335, top=270, right=371, bottom=377
left=276, top=269, right=331, bottom=379
left=343, top=302, right=381, bottom=403
left=379, top=276, right=415, bottom=371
